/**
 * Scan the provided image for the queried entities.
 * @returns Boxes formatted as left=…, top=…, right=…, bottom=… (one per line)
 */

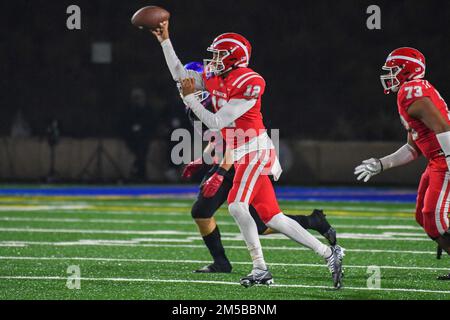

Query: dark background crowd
left=2, top=0, right=450, bottom=141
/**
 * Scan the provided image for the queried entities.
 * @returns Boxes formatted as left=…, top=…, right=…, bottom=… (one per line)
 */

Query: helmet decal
left=213, top=38, right=250, bottom=63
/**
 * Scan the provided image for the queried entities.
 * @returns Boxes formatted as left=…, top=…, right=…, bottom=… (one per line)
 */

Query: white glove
left=354, top=158, right=383, bottom=182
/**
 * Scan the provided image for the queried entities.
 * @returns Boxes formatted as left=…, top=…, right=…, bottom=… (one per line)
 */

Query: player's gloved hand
left=201, top=167, right=227, bottom=198
left=354, top=158, right=383, bottom=182
left=182, top=158, right=204, bottom=180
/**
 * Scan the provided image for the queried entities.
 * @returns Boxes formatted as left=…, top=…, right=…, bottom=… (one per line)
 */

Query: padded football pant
left=191, top=165, right=267, bottom=234
left=416, top=167, right=450, bottom=239
left=227, top=149, right=331, bottom=260
left=227, top=149, right=280, bottom=223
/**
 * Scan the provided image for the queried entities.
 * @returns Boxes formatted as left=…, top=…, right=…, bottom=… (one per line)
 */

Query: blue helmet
left=178, top=62, right=210, bottom=103
left=179, top=62, right=211, bottom=130
left=184, top=61, right=204, bottom=74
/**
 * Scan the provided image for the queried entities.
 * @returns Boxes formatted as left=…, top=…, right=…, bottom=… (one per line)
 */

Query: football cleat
left=437, top=273, right=450, bottom=280
left=240, top=268, right=274, bottom=288
left=194, top=262, right=232, bottom=274
left=311, top=209, right=337, bottom=245
left=326, top=245, right=345, bottom=289
left=323, top=227, right=337, bottom=246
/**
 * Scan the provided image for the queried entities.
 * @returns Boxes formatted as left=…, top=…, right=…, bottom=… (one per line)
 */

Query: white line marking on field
left=0, top=240, right=436, bottom=255
left=0, top=275, right=448, bottom=295
left=285, top=205, right=415, bottom=214
left=0, top=227, right=201, bottom=236
left=0, top=205, right=90, bottom=212
left=0, top=217, right=210, bottom=226
left=327, top=216, right=412, bottom=221
left=0, top=227, right=429, bottom=241
left=0, top=208, right=416, bottom=221
left=0, top=210, right=190, bottom=217
left=0, top=216, right=422, bottom=230
left=0, top=256, right=447, bottom=272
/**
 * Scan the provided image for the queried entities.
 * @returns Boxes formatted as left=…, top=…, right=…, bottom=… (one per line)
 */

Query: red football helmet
left=380, top=47, right=426, bottom=94
left=204, top=33, right=252, bottom=76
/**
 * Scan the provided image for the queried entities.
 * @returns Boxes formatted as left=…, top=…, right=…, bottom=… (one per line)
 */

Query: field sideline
left=0, top=186, right=449, bottom=300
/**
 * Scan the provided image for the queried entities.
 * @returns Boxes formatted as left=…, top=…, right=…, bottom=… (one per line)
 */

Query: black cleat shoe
left=437, top=245, right=443, bottom=260
left=312, top=209, right=337, bottom=245
left=326, top=245, right=345, bottom=289
left=437, top=273, right=450, bottom=280
left=323, top=227, right=337, bottom=246
left=240, top=268, right=274, bottom=288
left=194, top=262, right=232, bottom=273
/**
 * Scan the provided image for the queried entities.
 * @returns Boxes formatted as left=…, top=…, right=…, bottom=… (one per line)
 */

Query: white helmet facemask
left=380, top=65, right=402, bottom=93
left=204, top=49, right=231, bottom=76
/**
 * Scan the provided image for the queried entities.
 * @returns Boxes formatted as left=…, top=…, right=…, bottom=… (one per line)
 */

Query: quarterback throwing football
left=179, top=62, right=337, bottom=274
left=152, top=21, right=344, bottom=288
left=355, top=47, right=450, bottom=280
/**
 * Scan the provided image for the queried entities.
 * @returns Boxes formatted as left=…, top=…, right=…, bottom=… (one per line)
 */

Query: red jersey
left=203, top=67, right=266, bottom=148
left=397, top=79, right=450, bottom=170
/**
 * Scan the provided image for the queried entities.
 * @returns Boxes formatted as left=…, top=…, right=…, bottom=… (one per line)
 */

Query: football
left=131, top=6, right=170, bottom=30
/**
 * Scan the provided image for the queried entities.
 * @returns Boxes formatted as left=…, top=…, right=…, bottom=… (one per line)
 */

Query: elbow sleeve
left=380, top=144, right=419, bottom=170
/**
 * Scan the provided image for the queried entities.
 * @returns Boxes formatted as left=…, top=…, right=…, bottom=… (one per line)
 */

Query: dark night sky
left=1, top=0, right=450, bottom=140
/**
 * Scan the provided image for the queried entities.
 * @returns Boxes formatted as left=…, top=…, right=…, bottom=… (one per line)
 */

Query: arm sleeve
left=160, top=39, right=204, bottom=90
left=183, top=94, right=256, bottom=130
left=380, top=144, right=419, bottom=170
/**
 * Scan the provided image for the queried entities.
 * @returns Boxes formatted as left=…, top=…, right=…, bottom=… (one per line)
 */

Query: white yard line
left=0, top=275, right=448, bottom=295
left=0, top=256, right=447, bottom=272
left=0, top=216, right=209, bottom=226
left=284, top=205, right=415, bottom=214
left=0, top=205, right=91, bottom=211
left=0, top=210, right=191, bottom=216
left=0, top=227, right=430, bottom=242
left=0, top=240, right=436, bottom=255
left=0, top=216, right=421, bottom=230
left=0, top=209, right=416, bottom=221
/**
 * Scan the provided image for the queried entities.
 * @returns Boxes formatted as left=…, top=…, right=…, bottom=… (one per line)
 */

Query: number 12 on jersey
left=244, top=85, right=261, bottom=98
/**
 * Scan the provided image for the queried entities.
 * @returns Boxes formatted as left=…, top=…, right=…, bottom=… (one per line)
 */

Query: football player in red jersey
left=152, top=21, right=344, bottom=288
left=179, top=62, right=337, bottom=274
left=355, top=47, right=450, bottom=280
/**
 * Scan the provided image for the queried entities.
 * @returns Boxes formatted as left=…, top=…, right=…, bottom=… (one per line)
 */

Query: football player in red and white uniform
left=152, top=21, right=344, bottom=288
left=355, top=47, right=450, bottom=280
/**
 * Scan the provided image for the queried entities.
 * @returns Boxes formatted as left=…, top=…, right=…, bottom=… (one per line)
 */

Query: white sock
left=229, top=202, right=267, bottom=270
left=267, top=213, right=332, bottom=258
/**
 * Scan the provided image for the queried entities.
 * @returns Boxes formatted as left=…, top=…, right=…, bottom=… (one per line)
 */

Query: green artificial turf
left=0, top=195, right=449, bottom=300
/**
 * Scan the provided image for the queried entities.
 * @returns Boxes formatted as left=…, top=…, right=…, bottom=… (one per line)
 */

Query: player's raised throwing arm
left=354, top=134, right=420, bottom=183
left=151, top=21, right=204, bottom=89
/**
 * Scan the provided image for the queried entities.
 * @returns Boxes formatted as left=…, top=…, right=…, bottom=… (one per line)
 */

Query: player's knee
left=191, top=201, right=213, bottom=219
left=228, top=202, right=249, bottom=218
left=249, top=206, right=269, bottom=235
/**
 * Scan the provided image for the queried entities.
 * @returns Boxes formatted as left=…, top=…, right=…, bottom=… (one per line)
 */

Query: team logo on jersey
left=213, top=90, right=228, bottom=99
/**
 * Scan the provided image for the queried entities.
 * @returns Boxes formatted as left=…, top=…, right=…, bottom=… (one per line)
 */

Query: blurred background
left=1, top=0, right=449, bottom=185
